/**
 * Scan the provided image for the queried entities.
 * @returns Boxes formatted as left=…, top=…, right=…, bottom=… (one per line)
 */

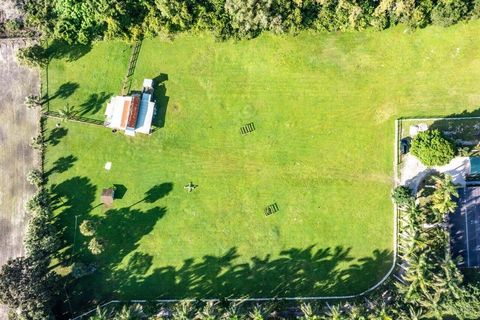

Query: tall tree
left=58, top=104, right=76, bottom=121
left=0, top=257, right=57, bottom=320
left=431, top=174, right=458, bottom=214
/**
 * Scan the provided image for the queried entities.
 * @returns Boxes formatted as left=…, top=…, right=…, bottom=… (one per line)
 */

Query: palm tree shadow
left=46, top=155, right=78, bottom=177
left=129, top=183, right=173, bottom=207
left=47, top=127, right=68, bottom=146
left=47, top=82, right=79, bottom=102
left=107, top=246, right=392, bottom=301
left=79, top=92, right=112, bottom=116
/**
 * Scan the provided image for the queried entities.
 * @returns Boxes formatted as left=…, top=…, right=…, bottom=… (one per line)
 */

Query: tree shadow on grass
left=58, top=206, right=168, bottom=316
left=51, top=177, right=97, bottom=257
left=61, top=237, right=393, bottom=318
left=50, top=178, right=173, bottom=317
left=334, top=249, right=393, bottom=294
left=399, top=107, right=480, bottom=120
left=47, top=82, right=80, bottom=103
left=51, top=177, right=393, bottom=317
left=97, top=245, right=392, bottom=303
left=46, top=155, right=78, bottom=177
left=79, top=92, right=112, bottom=116
left=129, top=183, right=173, bottom=207
left=47, top=126, right=68, bottom=146
left=46, top=39, right=93, bottom=62
left=428, top=108, right=480, bottom=147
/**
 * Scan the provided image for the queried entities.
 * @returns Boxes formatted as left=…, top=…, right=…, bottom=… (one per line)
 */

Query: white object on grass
left=105, top=162, right=112, bottom=171
left=409, top=125, right=419, bottom=136
left=417, top=123, right=428, bottom=132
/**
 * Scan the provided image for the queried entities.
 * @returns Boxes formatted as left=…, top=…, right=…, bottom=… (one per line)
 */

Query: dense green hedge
left=411, top=129, right=455, bottom=166
left=17, top=0, right=480, bottom=44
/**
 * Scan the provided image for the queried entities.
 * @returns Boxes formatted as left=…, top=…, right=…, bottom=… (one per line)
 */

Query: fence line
left=121, top=41, right=142, bottom=95
left=400, top=116, right=480, bottom=121
left=44, top=111, right=104, bottom=127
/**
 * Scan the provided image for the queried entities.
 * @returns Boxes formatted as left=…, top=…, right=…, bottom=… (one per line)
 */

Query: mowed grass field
left=45, top=21, right=480, bottom=310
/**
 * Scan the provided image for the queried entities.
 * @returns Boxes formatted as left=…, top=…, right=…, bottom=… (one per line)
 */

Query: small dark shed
left=101, top=188, right=114, bottom=206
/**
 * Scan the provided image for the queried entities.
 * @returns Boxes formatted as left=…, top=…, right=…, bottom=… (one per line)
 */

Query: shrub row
left=15, top=0, right=480, bottom=44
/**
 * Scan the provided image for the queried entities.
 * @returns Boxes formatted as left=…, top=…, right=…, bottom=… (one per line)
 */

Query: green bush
left=391, top=186, right=414, bottom=207
left=16, top=44, right=48, bottom=68
left=79, top=220, right=96, bottom=237
left=25, top=210, right=60, bottom=261
left=431, top=0, right=468, bottom=27
left=16, top=0, right=480, bottom=45
left=24, top=95, right=42, bottom=109
left=30, top=134, right=45, bottom=150
left=88, top=238, right=105, bottom=255
left=410, top=129, right=455, bottom=166
left=4, top=19, right=23, bottom=33
left=25, top=190, right=49, bottom=214
left=26, top=169, right=44, bottom=187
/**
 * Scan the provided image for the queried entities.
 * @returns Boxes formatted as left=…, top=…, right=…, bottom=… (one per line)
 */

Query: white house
left=104, top=79, right=156, bottom=136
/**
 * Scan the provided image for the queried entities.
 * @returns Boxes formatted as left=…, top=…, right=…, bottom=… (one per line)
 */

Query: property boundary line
left=121, top=41, right=142, bottom=95
left=70, top=120, right=401, bottom=320
left=44, top=111, right=104, bottom=126
left=399, top=116, right=480, bottom=121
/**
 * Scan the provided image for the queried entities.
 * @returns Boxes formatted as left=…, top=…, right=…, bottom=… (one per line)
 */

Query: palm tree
left=220, top=305, right=244, bottom=320
left=26, top=169, right=43, bottom=187
left=376, top=305, right=393, bottom=320
left=196, top=301, right=218, bottom=320
left=398, top=306, right=425, bottom=320
left=432, top=254, right=463, bottom=299
left=420, top=291, right=443, bottom=320
left=30, top=134, right=44, bottom=150
left=24, top=95, right=41, bottom=109
left=88, top=237, right=105, bottom=255
left=324, top=304, right=342, bottom=320
left=403, top=254, right=431, bottom=302
left=299, top=303, right=321, bottom=320
left=432, top=199, right=457, bottom=215
left=114, top=304, right=145, bottom=320
left=346, top=304, right=363, bottom=319
left=58, top=104, right=76, bottom=121
left=431, top=174, right=458, bottom=214
left=220, top=300, right=245, bottom=320
left=172, top=301, right=194, bottom=320
left=89, top=306, right=110, bottom=320
left=249, top=305, right=268, bottom=320
left=79, top=220, right=96, bottom=237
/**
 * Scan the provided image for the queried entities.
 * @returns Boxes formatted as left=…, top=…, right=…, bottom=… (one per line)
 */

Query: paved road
left=0, top=39, right=40, bottom=319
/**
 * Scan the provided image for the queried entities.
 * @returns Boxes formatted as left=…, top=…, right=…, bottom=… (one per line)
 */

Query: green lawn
left=45, top=21, right=480, bottom=311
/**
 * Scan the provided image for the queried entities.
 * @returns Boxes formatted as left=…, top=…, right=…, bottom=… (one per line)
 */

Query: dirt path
left=0, top=39, right=40, bottom=319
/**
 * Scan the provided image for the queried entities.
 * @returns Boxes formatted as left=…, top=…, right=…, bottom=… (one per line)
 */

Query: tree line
left=11, top=0, right=480, bottom=44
